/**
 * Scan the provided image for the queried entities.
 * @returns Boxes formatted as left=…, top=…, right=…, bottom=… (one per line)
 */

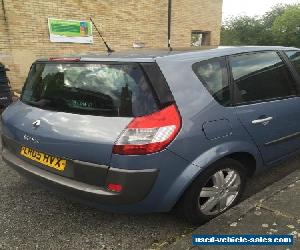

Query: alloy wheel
left=198, top=168, right=241, bottom=215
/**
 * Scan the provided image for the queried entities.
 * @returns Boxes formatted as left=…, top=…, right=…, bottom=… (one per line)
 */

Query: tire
left=177, top=158, right=247, bottom=225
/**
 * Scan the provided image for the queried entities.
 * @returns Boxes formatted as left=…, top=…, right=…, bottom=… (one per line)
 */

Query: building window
left=191, top=31, right=211, bottom=46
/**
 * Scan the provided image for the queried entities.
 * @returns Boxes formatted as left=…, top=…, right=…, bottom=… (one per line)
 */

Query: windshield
left=21, top=62, right=158, bottom=117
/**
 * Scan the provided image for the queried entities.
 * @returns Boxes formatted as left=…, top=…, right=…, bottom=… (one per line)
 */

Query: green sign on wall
left=48, top=18, right=93, bottom=43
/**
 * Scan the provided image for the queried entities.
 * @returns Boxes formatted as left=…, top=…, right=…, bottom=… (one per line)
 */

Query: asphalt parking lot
left=0, top=141, right=299, bottom=249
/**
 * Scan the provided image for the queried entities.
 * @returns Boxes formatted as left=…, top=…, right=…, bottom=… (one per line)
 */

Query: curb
left=164, top=168, right=300, bottom=250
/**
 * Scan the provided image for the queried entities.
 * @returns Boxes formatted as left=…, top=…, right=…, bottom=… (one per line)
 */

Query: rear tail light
left=113, top=104, right=181, bottom=155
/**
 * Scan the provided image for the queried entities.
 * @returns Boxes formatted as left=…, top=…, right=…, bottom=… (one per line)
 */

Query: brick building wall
left=0, top=0, right=223, bottom=90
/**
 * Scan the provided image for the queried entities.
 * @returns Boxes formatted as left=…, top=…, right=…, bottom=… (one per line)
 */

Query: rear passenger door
left=229, top=51, right=300, bottom=164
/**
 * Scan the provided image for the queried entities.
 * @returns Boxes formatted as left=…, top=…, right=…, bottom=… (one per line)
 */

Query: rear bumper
left=2, top=148, right=158, bottom=206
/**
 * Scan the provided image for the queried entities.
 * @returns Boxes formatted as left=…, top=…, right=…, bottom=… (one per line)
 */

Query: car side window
left=285, top=51, right=300, bottom=76
left=229, top=51, right=297, bottom=104
left=193, top=57, right=230, bottom=106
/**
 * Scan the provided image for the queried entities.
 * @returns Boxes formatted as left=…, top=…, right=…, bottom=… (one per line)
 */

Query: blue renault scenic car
left=1, top=46, right=300, bottom=224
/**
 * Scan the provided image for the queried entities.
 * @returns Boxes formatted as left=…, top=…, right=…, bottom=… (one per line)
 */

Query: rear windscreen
left=21, top=62, right=159, bottom=117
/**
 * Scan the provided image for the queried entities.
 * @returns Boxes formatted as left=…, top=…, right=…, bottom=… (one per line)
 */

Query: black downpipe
left=168, top=0, right=172, bottom=51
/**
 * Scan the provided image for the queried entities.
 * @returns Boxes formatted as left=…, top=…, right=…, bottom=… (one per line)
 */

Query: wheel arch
left=167, top=141, right=262, bottom=211
left=225, top=152, right=257, bottom=177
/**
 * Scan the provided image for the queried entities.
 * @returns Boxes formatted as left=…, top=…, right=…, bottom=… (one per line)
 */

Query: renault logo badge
left=32, top=119, right=41, bottom=129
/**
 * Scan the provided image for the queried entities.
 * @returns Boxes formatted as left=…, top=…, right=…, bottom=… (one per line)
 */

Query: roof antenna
left=167, top=0, right=173, bottom=51
left=90, top=17, right=114, bottom=54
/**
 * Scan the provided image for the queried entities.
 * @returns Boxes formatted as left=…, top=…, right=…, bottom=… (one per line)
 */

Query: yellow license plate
left=20, top=146, right=67, bottom=171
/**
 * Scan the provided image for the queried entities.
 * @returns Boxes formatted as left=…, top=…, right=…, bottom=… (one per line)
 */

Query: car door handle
left=251, top=117, right=273, bottom=125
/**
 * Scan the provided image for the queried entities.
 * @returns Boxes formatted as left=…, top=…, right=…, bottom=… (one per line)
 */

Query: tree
left=272, top=5, right=300, bottom=47
left=263, top=4, right=287, bottom=29
left=259, top=4, right=288, bottom=44
left=220, top=4, right=300, bottom=47
left=221, top=16, right=265, bottom=45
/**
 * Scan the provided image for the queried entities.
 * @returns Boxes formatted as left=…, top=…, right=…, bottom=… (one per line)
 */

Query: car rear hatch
left=2, top=58, right=175, bottom=179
